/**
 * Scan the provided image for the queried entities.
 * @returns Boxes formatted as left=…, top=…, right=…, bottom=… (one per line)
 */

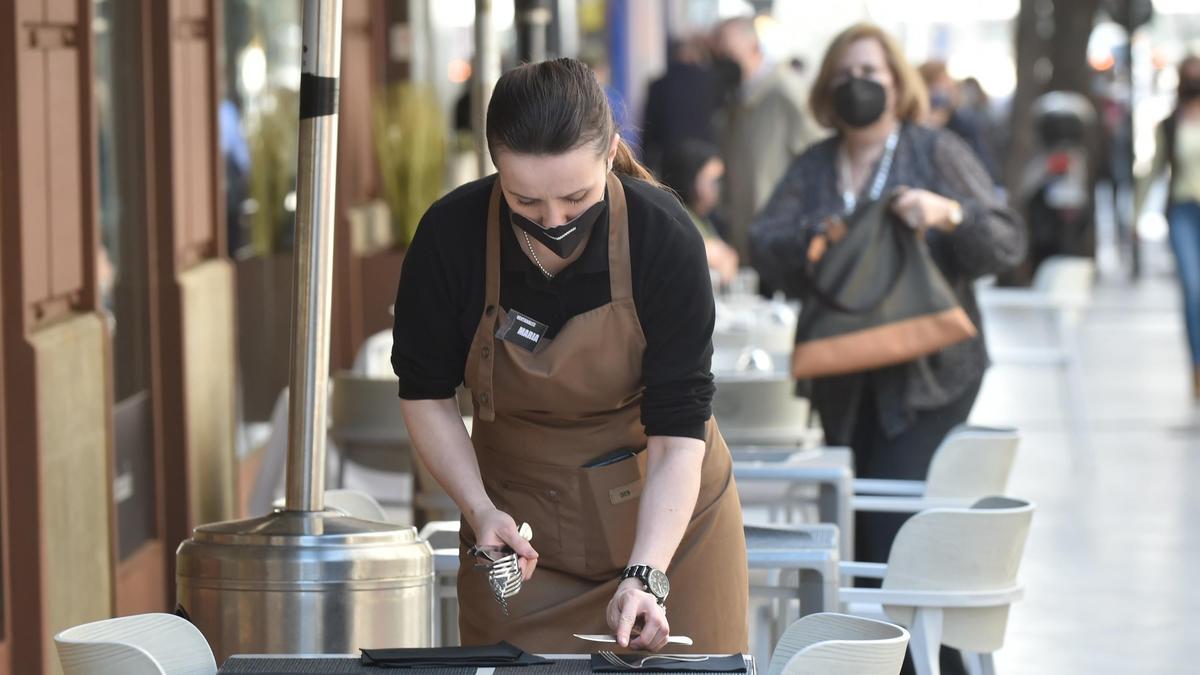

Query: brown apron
left=459, top=173, right=748, bottom=654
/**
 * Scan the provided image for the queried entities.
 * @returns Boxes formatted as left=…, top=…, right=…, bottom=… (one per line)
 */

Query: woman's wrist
left=617, top=577, right=646, bottom=594
left=463, top=498, right=499, bottom=531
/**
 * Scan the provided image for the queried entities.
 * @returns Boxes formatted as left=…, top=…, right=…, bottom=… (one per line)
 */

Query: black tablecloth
left=219, top=655, right=753, bottom=675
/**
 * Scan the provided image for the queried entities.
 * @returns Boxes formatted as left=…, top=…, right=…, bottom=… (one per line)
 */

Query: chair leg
left=961, top=651, right=983, bottom=675
left=909, top=608, right=944, bottom=675
left=978, top=652, right=996, bottom=675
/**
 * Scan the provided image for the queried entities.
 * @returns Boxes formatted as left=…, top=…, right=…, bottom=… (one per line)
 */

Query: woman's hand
left=469, top=507, right=539, bottom=581
left=891, top=187, right=962, bottom=233
left=705, top=239, right=740, bottom=286
left=606, top=578, right=671, bottom=651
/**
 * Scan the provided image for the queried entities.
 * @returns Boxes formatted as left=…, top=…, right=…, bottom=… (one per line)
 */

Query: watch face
left=648, top=569, right=670, bottom=598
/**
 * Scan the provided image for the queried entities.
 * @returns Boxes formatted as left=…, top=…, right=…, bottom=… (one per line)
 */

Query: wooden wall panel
left=0, top=114, right=10, bottom=675
left=44, top=0, right=75, bottom=23
left=47, top=48, right=85, bottom=300
left=146, top=0, right=232, bottom=572
left=330, top=3, right=382, bottom=370
left=30, top=314, right=112, bottom=675
left=16, top=39, right=49, bottom=317
left=1, top=0, right=110, bottom=672
left=185, top=38, right=215, bottom=256
left=179, top=260, right=237, bottom=527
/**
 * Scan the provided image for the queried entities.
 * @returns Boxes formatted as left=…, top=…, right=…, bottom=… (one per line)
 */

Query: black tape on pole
left=299, top=73, right=339, bottom=119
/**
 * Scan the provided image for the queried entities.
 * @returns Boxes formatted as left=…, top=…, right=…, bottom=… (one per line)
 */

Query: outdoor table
left=218, top=652, right=757, bottom=675
left=733, top=447, right=855, bottom=561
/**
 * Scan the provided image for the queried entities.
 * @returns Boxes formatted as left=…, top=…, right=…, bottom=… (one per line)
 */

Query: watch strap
left=621, top=565, right=666, bottom=606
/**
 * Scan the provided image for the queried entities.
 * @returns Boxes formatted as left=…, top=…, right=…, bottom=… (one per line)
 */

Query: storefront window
left=223, top=0, right=304, bottom=258
left=94, top=0, right=157, bottom=561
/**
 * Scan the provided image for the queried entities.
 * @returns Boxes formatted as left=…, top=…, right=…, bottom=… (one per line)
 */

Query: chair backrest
left=923, top=426, right=1020, bottom=499
left=712, top=376, right=811, bottom=440
left=330, top=372, right=410, bottom=441
left=55, top=613, right=216, bottom=675
left=324, top=489, right=390, bottom=521
left=351, top=329, right=395, bottom=378
left=882, top=497, right=1035, bottom=653
left=1033, top=256, right=1095, bottom=328
left=768, top=613, right=909, bottom=675
left=1032, top=255, right=1095, bottom=299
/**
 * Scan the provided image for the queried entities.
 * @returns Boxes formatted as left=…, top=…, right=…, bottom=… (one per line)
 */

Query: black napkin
left=361, top=641, right=551, bottom=669
left=590, top=654, right=747, bottom=673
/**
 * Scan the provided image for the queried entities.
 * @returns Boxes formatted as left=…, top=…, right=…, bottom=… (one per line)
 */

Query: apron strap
left=472, top=179, right=504, bottom=422
left=606, top=173, right=633, bottom=302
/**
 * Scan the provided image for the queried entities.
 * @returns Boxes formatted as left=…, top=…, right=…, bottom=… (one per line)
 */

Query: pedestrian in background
left=712, top=16, right=822, bottom=262
left=1138, top=54, right=1200, bottom=402
left=641, top=37, right=721, bottom=175
left=659, top=140, right=740, bottom=285
left=750, top=23, right=1025, bottom=674
left=918, top=61, right=1002, bottom=184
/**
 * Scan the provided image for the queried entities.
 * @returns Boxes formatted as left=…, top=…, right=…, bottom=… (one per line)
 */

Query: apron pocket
left=492, top=478, right=564, bottom=562
left=580, top=450, right=647, bottom=576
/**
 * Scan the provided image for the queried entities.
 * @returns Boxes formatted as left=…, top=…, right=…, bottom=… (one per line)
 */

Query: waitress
left=391, top=58, right=748, bottom=654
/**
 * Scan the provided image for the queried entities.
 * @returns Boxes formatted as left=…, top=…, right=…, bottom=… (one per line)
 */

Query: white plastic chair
left=713, top=374, right=817, bottom=447
left=768, top=613, right=909, bottom=675
left=419, top=520, right=465, bottom=646
left=55, top=613, right=216, bottom=675
left=351, top=328, right=396, bottom=378
left=976, top=255, right=1095, bottom=461
left=329, top=371, right=413, bottom=486
left=838, top=497, right=1035, bottom=675
left=247, top=388, right=292, bottom=517
left=272, top=488, right=391, bottom=522
left=852, top=426, right=1020, bottom=513
left=323, top=488, right=390, bottom=521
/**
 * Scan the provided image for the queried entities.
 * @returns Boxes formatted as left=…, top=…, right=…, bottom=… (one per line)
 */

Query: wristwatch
left=621, top=564, right=670, bottom=607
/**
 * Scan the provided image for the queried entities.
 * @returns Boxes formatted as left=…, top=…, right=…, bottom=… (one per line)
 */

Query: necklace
left=521, top=229, right=554, bottom=278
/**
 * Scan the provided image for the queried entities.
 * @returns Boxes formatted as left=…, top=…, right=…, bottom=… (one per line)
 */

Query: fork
left=598, top=651, right=710, bottom=669
left=487, top=554, right=522, bottom=614
left=472, top=522, right=533, bottom=615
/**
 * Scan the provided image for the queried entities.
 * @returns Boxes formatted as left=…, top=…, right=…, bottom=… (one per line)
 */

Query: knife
left=574, top=634, right=694, bottom=646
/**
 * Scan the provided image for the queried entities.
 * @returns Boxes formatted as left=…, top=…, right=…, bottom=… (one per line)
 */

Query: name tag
left=496, top=309, right=550, bottom=352
left=609, top=479, right=643, bottom=505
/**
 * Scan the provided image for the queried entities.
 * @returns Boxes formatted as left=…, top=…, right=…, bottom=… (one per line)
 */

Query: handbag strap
left=800, top=199, right=909, bottom=315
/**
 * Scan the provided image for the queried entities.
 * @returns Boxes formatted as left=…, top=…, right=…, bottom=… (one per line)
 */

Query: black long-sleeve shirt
left=391, top=174, right=716, bottom=441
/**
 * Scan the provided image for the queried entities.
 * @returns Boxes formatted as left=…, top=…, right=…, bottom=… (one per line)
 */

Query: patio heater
left=175, top=0, right=433, bottom=662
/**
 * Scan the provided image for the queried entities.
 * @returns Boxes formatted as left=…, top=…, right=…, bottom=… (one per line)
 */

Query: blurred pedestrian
left=582, top=48, right=639, bottom=156
left=1138, top=55, right=1200, bottom=402
left=659, top=140, right=740, bottom=285
left=918, top=61, right=1001, bottom=184
left=750, top=23, right=1025, bottom=674
left=641, top=37, right=721, bottom=174
left=712, top=16, right=822, bottom=261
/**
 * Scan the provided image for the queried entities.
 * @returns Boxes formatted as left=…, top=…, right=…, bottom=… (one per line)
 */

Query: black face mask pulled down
left=510, top=199, right=607, bottom=258
left=833, top=77, right=888, bottom=129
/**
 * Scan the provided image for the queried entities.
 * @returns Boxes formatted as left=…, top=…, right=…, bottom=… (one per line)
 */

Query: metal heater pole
left=285, top=0, right=344, bottom=512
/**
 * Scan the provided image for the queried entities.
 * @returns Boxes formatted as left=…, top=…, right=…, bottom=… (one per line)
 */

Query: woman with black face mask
left=1137, top=55, right=1200, bottom=401
left=750, top=24, right=1025, bottom=675
left=392, top=58, right=748, bottom=654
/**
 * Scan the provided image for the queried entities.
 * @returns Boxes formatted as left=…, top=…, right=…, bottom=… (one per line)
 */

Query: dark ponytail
left=487, top=57, right=660, bottom=186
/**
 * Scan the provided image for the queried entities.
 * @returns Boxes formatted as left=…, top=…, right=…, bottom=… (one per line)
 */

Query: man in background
left=712, top=16, right=822, bottom=261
